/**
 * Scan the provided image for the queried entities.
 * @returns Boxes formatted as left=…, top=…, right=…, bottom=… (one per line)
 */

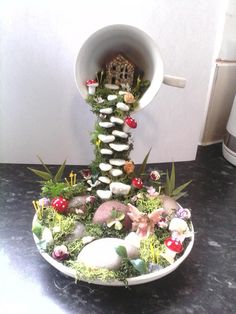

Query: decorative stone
left=66, top=222, right=86, bottom=241
left=99, top=163, right=112, bottom=171
left=77, top=238, right=139, bottom=270
left=68, top=195, right=91, bottom=214
left=98, top=134, right=115, bottom=143
left=125, top=232, right=141, bottom=249
left=110, top=116, right=124, bottom=125
left=107, top=95, right=118, bottom=101
left=98, top=176, right=111, bottom=184
left=110, top=169, right=123, bottom=177
left=160, top=195, right=179, bottom=215
left=109, top=182, right=131, bottom=195
left=109, top=143, right=129, bottom=152
left=116, top=102, right=129, bottom=111
left=109, top=159, right=126, bottom=166
left=112, top=130, right=128, bottom=138
left=104, top=84, right=119, bottom=90
left=99, top=122, right=114, bottom=128
left=96, top=190, right=112, bottom=200
left=100, top=108, right=113, bottom=114
left=118, top=91, right=127, bottom=95
left=100, top=148, right=113, bottom=155
left=93, top=200, right=132, bottom=229
left=41, top=227, right=53, bottom=245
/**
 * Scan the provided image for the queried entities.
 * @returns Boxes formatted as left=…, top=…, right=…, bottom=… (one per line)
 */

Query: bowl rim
left=32, top=214, right=194, bottom=286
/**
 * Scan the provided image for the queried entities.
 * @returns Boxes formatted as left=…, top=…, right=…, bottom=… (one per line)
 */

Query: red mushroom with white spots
left=132, top=177, right=143, bottom=189
left=123, top=116, right=137, bottom=132
left=86, top=79, right=99, bottom=95
left=161, top=237, right=183, bottom=264
left=51, top=197, right=69, bottom=214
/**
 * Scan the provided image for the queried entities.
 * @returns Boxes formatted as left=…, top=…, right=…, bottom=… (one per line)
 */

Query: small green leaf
left=54, top=159, right=67, bottom=182
left=130, top=259, right=148, bottom=274
left=28, top=168, right=52, bottom=181
left=165, top=170, right=170, bottom=196
left=172, top=180, right=192, bottom=197
left=138, top=148, right=152, bottom=176
left=169, top=163, right=176, bottom=194
left=173, top=191, right=188, bottom=201
left=32, top=221, right=43, bottom=238
left=37, top=155, right=53, bottom=176
left=115, top=245, right=128, bottom=258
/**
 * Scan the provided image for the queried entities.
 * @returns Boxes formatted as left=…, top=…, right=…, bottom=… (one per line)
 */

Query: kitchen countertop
left=0, top=143, right=235, bottom=314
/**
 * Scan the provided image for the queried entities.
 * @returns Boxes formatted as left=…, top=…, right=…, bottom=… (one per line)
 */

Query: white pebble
left=110, top=182, right=131, bottom=195
left=110, top=116, right=124, bottom=125
left=98, top=134, right=115, bottom=143
left=99, top=122, right=114, bottom=128
left=96, top=190, right=112, bottom=200
left=107, top=95, right=118, bottom=101
left=99, top=163, right=112, bottom=171
left=100, top=149, right=113, bottom=155
left=116, top=102, right=129, bottom=112
left=98, top=176, right=111, bottom=184
left=112, top=130, right=128, bottom=139
left=100, top=108, right=113, bottom=114
left=109, top=159, right=126, bottom=166
left=110, top=169, right=123, bottom=177
left=109, top=143, right=129, bottom=152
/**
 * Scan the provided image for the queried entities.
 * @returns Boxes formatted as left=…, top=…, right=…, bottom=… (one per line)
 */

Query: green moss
left=66, top=239, right=84, bottom=260
left=136, top=196, right=162, bottom=213
left=85, top=222, right=126, bottom=239
left=41, top=180, right=87, bottom=199
left=140, top=235, right=161, bottom=263
left=139, top=234, right=170, bottom=268
left=40, top=206, right=77, bottom=245
left=67, top=261, right=117, bottom=282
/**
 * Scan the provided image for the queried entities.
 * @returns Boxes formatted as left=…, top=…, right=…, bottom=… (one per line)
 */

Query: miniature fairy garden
left=31, top=53, right=193, bottom=285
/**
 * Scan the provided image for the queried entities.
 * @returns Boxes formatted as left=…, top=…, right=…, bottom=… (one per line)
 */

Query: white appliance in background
left=223, top=95, right=236, bottom=166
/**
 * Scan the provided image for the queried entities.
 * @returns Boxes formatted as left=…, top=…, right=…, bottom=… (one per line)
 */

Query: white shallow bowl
left=33, top=216, right=194, bottom=286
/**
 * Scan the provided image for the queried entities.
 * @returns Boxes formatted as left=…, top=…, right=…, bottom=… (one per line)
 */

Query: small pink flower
left=147, top=186, right=158, bottom=197
left=52, top=245, right=69, bottom=261
left=86, top=195, right=96, bottom=204
left=150, top=170, right=160, bottom=181
left=80, top=169, right=92, bottom=180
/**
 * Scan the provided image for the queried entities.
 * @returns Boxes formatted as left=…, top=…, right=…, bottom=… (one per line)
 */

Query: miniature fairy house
left=105, top=53, right=136, bottom=87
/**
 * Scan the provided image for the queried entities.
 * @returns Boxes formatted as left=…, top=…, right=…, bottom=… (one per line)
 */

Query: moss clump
left=66, top=239, right=84, bottom=260
left=67, top=261, right=117, bottom=282
left=136, top=196, right=162, bottom=213
left=139, top=234, right=170, bottom=268
left=41, top=180, right=87, bottom=199
left=40, top=206, right=77, bottom=244
left=85, top=223, right=126, bottom=239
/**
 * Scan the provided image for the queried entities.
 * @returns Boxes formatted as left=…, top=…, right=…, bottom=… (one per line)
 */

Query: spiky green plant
left=28, top=156, right=66, bottom=182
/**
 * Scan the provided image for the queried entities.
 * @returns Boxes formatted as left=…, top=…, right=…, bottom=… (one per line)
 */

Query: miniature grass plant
left=28, top=156, right=67, bottom=183
left=164, top=163, right=192, bottom=200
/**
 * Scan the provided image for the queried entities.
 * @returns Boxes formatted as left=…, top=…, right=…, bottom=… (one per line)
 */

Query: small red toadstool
left=123, top=116, right=137, bottom=132
left=51, top=197, right=69, bottom=214
left=86, top=79, right=99, bottom=95
left=132, top=177, right=143, bottom=189
left=161, top=237, right=183, bottom=264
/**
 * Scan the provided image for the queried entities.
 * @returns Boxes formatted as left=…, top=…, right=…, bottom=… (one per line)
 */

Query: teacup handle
left=163, top=75, right=186, bottom=88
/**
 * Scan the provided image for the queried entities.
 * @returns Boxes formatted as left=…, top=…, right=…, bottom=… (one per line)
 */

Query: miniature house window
left=105, top=54, right=135, bottom=87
